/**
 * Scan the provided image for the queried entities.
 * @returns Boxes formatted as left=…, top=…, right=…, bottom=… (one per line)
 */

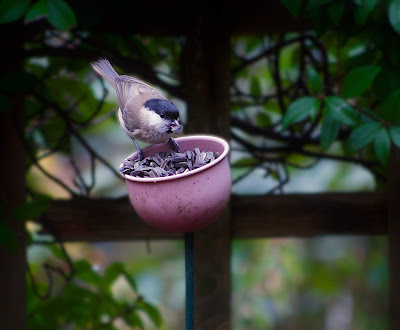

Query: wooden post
left=182, top=5, right=231, bottom=329
left=388, top=146, right=400, bottom=330
left=0, top=26, right=27, bottom=327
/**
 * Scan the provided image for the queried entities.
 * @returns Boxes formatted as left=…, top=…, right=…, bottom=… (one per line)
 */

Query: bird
left=90, top=58, right=183, bottom=160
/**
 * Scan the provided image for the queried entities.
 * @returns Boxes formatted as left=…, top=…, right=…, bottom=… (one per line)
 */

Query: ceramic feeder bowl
left=120, top=135, right=231, bottom=233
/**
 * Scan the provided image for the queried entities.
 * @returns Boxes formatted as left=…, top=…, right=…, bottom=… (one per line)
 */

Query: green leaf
left=389, top=126, right=400, bottom=147
left=25, top=0, right=48, bottom=23
left=389, top=0, right=400, bottom=34
left=104, top=262, right=137, bottom=292
left=245, top=37, right=262, bottom=53
left=373, top=66, right=400, bottom=99
left=325, top=96, right=358, bottom=125
left=124, top=311, right=144, bottom=329
left=280, top=0, right=303, bottom=16
left=307, top=66, right=322, bottom=93
left=320, top=115, right=341, bottom=150
left=347, top=122, right=381, bottom=151
left=0, top=221, right=18, bottom=251
left=49, top=244, right=65, bottom=259
left=39, top=119, right=66, bottom=148
left=256, top=112, right=271, bottom=128
left=282, top=96, right=321, bottom=130
left=104, top=262, right=124, bottom=287
left=74, top=259, right=102, bottom=286
left=0, top=93, right=11, bottom=112
left=374, top=127, right=391, bottom=164
left=137, top=301, right=162, bottom=327
left=327, top=0, right=345, bottom=25
left=250, top=77, right=262, bottom=96
left=13, top=198, right=49, bottom=220
left=341, top=65, right=381, bottom=98
left=380, top=89, right=400, bottom=122
left=46, top=0, right=76, bottom=30
left=354, top=0, right=377, bottom=25
left=0, top=0, right=31, bottom=23
left=233, top=157, right=261, bottom=167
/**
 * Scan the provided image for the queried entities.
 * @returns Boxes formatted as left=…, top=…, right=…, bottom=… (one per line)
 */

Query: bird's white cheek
left=144, top=109, right=166, bottom=128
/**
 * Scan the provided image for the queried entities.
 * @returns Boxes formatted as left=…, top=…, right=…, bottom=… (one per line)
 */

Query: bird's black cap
left=144, top=99, right=179, bottom=120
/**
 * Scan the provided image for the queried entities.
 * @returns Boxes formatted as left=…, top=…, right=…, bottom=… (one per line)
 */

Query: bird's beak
left=170, top=119, right=183, bottom=134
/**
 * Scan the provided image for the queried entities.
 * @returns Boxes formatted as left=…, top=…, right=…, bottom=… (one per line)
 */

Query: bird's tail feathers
left=91, top=58, right=119, bottom=86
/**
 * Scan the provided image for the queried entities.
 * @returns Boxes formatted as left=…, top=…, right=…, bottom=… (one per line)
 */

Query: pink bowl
left=120, top=135, right=231, bottom=233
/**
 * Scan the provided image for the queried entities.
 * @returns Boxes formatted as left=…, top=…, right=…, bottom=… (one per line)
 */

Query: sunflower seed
left=199, top=152, right=207, bottom=162
left=172, top=156, right=187, bottom=163
left=154, top=168, right=163, bottom=177
left=175, top=162, right=188, bottom=168
left=153, top=155, right=162, bottom=166
left=194, top=161, right=207, bottom=168
left=130, top=170, right=145, bottom=177
left=123, top=159, right=135, bottom=167
left=139, top=166, right=153, bottom=171
left=158, top=168, right=169, bottom=176
left=120, top=148, right=220, bottom=178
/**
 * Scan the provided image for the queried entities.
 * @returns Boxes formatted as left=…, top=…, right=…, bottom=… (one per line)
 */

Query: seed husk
left=120, top=148, right=220, bottom=178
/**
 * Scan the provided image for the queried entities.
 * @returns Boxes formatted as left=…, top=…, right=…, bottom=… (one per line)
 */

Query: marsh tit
left=91, top=59, right=183, bottom=160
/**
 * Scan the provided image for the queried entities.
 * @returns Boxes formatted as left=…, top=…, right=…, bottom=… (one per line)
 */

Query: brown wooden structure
left=1, top=1, right=398, bottom=329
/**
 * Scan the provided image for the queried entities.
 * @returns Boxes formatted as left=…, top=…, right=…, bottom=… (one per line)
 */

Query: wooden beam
left=232, top=192, right=387, bottom=238
left=68, top=0, right=308, bottom=36
left=42, top=197, right=182, bottom=241
left=388, top=147, right=400, bottom=330
left=41, top=192, right=387, bottom=241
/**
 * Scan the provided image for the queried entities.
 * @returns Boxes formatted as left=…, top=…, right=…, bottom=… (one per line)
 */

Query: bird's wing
left=114, top=75, right=166, bottom=111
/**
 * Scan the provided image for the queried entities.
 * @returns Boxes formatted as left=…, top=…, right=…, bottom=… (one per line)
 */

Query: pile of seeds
left=120, top=148, right=220, bottom=178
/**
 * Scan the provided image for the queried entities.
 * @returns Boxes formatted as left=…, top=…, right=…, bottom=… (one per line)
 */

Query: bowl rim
left=120, top=135, right=229, bottom=183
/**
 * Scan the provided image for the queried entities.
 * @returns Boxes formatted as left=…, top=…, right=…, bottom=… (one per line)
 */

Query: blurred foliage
left=0, top=0, right=395, bottom=329
left=27, top=241, right=162, bottom=329
left=231, top=0, right=400, bottom=191
left=232, top=237, right=388, bottom=330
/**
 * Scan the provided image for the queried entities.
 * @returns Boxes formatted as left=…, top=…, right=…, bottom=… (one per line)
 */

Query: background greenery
left=0, top=0, right=397, bottom=328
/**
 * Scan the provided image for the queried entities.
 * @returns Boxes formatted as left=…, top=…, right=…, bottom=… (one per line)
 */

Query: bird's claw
left=137, top=149, right=144, bottom=161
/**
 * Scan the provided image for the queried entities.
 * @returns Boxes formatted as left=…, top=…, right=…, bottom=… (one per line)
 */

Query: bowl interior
left=120, top=135, right=229, bottom=183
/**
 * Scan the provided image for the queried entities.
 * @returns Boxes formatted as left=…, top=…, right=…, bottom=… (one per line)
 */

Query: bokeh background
left=2, top=0, right=397, bottom=329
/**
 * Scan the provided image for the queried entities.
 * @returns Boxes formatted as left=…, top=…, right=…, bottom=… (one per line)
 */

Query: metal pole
left=185, top=232, right=194, bottom=330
